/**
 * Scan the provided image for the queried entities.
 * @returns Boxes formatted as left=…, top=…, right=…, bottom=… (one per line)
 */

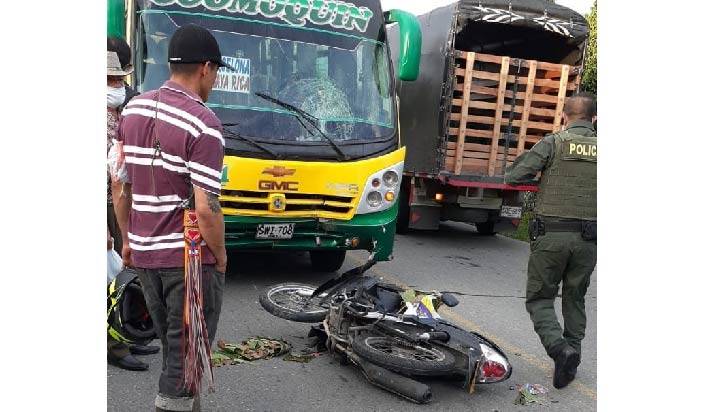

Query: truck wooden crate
left=388, top=0, right=589, bottom=234
left=447, top=50, right=581, bottom=176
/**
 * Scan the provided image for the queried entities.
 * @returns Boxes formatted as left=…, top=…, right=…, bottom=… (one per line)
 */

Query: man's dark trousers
left=137, top=266, right=224, bottom=398
left=525, top=231, right=596, bottom=356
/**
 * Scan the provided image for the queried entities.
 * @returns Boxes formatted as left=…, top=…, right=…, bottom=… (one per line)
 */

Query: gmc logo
left=259, top=180, right=299, bottom=191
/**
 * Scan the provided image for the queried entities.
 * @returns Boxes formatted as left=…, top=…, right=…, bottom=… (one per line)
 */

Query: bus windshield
left=135, top=6, right=395, bottom=146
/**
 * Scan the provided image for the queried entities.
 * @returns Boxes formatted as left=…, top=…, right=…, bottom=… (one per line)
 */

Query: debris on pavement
left=400, top=289, right=417, bottom=303
left=513, top=383, right=549, bottom=406
left=212, top=337, right=291, bottom=367
left=283, top=346, right=325, bottom=363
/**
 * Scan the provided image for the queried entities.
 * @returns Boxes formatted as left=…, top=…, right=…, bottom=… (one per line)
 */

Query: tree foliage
left=581, top=1, right=597, bottom=95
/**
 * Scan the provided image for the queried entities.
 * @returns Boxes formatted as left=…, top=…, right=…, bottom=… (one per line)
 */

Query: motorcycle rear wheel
left=259, top=283, right=328, bottom=323
left=352, top=335, right=456, bottom=375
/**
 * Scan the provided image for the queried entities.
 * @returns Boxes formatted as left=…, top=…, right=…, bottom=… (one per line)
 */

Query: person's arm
left=504, top=136, right=555, bottom=185
left=188, top=120, right=227, bottom=273
left=194, top=187, right=227, bottom=273
left=112, top=181, right=133, bottom=266
left=111, top=112, right=133, bottom=266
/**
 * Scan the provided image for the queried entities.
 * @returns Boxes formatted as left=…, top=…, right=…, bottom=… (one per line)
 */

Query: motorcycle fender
left=471, top=331, right=509, bottom=359
left=464, top=351, right=480, bottom=393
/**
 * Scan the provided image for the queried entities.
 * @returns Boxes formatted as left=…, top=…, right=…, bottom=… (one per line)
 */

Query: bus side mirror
left=385, top=9, right=422, bottom=81
left=107, top=0, right=126, bottom=38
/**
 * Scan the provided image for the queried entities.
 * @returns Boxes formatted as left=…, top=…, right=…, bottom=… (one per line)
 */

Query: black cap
left=168, top=24, right=234, bottom=71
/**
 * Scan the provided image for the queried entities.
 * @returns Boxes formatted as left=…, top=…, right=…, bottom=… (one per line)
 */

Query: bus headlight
left=367, top=191, right=383, bottom=207
left=356, top=161, right=404, bottom=214
left=383, top=171, right=399, bottom=187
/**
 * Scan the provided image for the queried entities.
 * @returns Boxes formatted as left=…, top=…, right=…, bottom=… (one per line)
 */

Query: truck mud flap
left=408, top=204, right=441, bottom=230
left=349, top=352, right=433, bottom=404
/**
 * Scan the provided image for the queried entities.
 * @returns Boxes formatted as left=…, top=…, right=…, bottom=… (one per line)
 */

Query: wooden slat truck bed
left=445, top=50, right=581, bottom=177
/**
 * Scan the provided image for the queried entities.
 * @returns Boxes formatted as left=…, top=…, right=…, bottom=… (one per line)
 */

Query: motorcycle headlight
left=356, top=162, right=404, bottom=215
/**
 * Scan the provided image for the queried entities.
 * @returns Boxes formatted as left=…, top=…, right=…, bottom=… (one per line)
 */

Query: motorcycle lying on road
left=258, top=259, right=512, bottom=403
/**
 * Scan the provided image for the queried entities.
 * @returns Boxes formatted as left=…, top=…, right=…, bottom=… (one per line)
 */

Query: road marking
left=349, top=256, right=597, bottom=401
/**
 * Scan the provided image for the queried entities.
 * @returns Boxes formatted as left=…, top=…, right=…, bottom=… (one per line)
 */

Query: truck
left=388, top=0, right=589, bottom=234
left=108, top=0, right=422, bottom=271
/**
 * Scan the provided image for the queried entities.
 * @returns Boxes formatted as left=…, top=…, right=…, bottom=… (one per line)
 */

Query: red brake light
left=481, top=360, right=507, bottom=380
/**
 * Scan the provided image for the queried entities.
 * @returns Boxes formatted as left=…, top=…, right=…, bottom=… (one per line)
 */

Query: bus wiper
left=254, top=92, right=348, bottom=161
left=222, top=123, right=281, bottom=159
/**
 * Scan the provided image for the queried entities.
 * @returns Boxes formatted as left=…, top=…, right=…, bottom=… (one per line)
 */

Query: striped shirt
left=116, top=81, right=224, bottom=269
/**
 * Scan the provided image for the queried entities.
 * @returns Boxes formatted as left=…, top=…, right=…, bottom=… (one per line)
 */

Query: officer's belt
left=531, top=217, right=597, bottom=241
left=540, top=220, right=585, bottom=232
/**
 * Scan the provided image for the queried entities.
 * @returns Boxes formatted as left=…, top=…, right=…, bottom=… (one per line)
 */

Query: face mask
left=107, top=85, right=126, bottom=108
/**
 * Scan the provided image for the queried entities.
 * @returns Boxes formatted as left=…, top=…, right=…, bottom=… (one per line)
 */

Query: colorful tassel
left=182, top=210, right=215, bottom=394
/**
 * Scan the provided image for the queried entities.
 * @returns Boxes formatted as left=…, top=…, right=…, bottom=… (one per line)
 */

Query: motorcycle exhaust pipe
left=348, top=353, right=432, bottom=404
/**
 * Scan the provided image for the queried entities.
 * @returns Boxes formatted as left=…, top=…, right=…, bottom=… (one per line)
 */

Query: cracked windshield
left=137, top=10, right=394, bottom=142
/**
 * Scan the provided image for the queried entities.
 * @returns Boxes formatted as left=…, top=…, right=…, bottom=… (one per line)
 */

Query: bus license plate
left=500, top=206, right=522, bottom=219
left=256, top=223, right=295, bottom=239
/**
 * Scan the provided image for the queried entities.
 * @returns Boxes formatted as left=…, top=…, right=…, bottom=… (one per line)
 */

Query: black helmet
left=107, top=268, right=156, bottom=345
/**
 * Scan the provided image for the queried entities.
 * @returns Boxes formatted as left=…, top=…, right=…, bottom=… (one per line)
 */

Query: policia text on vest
left=567, top=142, right=597, bottom=158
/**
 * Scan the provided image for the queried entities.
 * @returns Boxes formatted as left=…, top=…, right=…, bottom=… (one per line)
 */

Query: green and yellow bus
left=109, top=0, right=421, bottom=271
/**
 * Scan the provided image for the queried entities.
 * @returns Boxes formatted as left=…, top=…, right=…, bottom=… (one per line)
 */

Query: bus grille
left=220, top=190, right=356, bottom=218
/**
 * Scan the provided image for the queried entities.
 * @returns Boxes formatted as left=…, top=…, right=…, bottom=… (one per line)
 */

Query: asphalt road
left=108, top=221, right=597, bottom=411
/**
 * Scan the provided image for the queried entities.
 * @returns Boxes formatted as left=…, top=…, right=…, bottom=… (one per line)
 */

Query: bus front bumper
left=223, top=204, right=398, bottom=262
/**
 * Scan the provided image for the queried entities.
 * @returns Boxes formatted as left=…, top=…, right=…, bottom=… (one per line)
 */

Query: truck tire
left=259, top=283, right=328, bottom=323
left=396, top=181, right=411, bottom=234
left=309, top=250, right=346, bottom=272
left=476, top=221, right=497, bottom=236
left=352, top=335, right=456, bottom=376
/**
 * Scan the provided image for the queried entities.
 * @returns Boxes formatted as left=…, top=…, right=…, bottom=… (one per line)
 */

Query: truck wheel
left=396, top=181, right=411, bottom=234
left=476, top=221, right=497, bottom=236
left=309, top=250, right=346, bottom=272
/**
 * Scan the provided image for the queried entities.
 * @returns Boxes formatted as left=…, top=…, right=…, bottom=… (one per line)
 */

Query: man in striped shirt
left=112, top=24, right=231, bottom=412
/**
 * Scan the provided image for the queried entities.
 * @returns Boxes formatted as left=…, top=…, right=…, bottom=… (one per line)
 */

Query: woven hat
left=108, top=51, right=134, bottom=76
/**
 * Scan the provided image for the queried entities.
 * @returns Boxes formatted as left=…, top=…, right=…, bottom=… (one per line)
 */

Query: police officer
left=505, top=92, right=597, bottom=389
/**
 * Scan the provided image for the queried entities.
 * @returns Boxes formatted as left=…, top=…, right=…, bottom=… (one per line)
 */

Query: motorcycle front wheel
left=259, top=283, right=328, bottom=323
left=352, top=335, right=456, bottom=375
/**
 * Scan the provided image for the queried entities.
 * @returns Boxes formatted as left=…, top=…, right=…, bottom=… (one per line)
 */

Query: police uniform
left=505, top=119, right=597, bottom=362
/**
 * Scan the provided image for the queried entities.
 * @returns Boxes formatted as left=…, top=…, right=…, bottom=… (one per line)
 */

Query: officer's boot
left=548, top=341, right=580, bottom=389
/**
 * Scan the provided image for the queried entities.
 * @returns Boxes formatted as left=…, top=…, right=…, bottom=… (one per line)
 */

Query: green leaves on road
left=212, top=336, right=325, bottom=366
left=212, top=337, right=291, bottom=366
